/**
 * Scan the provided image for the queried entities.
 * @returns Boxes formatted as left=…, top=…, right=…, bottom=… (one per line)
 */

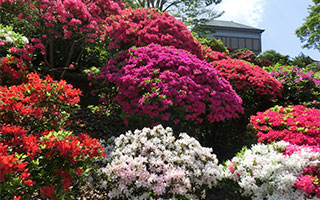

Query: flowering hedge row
left=210, top=59, right=283, bottom=105
left=249, top=105, right=320, bottom=146
left=201, top=44, right=229, bottom=63
left=266, top=65, right=320, bottom=108
left=96, top=44, right=243, bottom=125
left=97, top=125, right=221, bottom=200
left=223, top=141, right=320, bottom=199
left=104, top=8, right=203, bottom=59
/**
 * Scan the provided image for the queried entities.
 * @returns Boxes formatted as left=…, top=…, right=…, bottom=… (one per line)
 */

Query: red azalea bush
left=0, top=72, right=81, bottom=132
left=0, top=124, right=105, bottom=199
left=103, top=8, right=203, bottom=59
left=95, top=44, right=243, bottom=125
left=210, top=59, right=282, bottom=110
left=249, top=105, right=320, bottom=146
left=201, top=44, right=230, bottom=63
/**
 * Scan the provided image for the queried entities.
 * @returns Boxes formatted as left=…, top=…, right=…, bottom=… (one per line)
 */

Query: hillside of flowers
left=1, top=0, right=319, bottom=199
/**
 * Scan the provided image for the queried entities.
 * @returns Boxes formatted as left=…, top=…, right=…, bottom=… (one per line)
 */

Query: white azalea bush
left=0, top=24, right=29, bottom=49
left=223, top=141, right=320, bottom=200
left=97, top=125, right=222, bottom=200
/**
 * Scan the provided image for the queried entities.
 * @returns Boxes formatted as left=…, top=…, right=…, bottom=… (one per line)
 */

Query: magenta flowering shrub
left=267, top=65, right=320, bottom=108
left=103, top=8, right=203, bottom=59
left=210, top=59, right=282, bottom=110
left=96, top=44, right=243, bottom=125
left=249, top=105, right=320, bottom=146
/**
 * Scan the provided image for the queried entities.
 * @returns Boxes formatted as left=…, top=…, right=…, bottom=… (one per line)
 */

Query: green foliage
left=192, top=32, right=229, bottom=53
left=291, top=53, right=314, bottom=68
left=258, top=50, right=291, bottom=66
left=296, top=0, right=320, bottom=51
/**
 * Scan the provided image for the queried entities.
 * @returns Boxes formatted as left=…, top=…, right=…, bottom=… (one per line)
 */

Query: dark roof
left=203, top=20, right=264, bottom=33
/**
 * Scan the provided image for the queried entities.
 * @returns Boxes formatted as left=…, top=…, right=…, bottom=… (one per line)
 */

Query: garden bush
left=201, top=44, right=230, bottom=63
left=94, top=44, right=243, bottom=126
left=103, top=7, right=203, bottom=59
left=0, top=24, right=44, bottom=85
left=0, top=72, right=81, bottom=132
left=0, top=0, right=123, bottom=76
left=249, top=105, right=320, bottom=146
left=96, top=125, right=222, bottom=200
left=210, top=59, right=282, bottom=113
left=229, top=48, right=272, bottom=67
left=223, top=141, right=320, bottom=199
left=0, top=124, right=105, bottom=200
left=265, top=64, right=320, bottom=108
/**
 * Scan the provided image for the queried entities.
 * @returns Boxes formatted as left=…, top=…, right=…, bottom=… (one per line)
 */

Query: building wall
left=207, top=29, right=262, bottom=54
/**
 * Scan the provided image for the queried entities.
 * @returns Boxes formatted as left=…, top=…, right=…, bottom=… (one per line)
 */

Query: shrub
left=223, top=141, right=320, bottom=199
left=97, top=125, right=222, bottom=200
left=103, top=8, right=203, bottom=59
left=210, top=59, right=282, bottom=112
left=0, top=124, right=105, bottom=200
left=266, top=65, right=320, bottom=108
left=201, top=44, right=230, bottom=63
left=0, top=25, right=43, bottom=85
left=0, top=0, right=123, bottom=74
left=95, top=44, right=243, bottom=125
left=0, top=72, right=81, bottom=132
left=249, top=105, right=320, bottom=146
left=229, top=48, right=272, bottom=67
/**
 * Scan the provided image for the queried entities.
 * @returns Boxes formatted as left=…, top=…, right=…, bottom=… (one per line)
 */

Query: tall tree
left=296, top=0, right=320, bottom=52
left=123, top=0, right=223, bottom=28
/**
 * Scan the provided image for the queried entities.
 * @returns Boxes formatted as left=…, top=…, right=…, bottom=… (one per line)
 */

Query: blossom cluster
left=103, top=8, right=203, bottom=59
left=0, top=25, right=44, bottom=85
left=0, top=24, right=29, bottom=49
left=249, top=105, right=320, bottom=146
left=98, top=125, right=222, bottom=200
left=210, top=59, right=283, bottom=104
left=0, top=0, right=123, bottom=40
left=96, top=44, right=243, bottom=124
left=0, top=124, right=105, bottom=199
left=267, top=65, right=320, bottom=108
left=0, top=72, right=82, bottom=132
left=201, top=44, right=229, bottom=63
left=223, top=141, right=320, bottom=200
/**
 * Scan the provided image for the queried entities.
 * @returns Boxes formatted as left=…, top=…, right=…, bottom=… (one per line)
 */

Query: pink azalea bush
left=0, top=0, right=123, bottom=72
left=103, top=8, right=203, bottom=59
left=249, top=105, right=320, bottom=146
left=210, top=59, right=282, bottom=109
left=223, top=141, right=320, bottom=199
left=97, top=125, right=222, bottom=199
left=94, top=44, right=243, bottom=125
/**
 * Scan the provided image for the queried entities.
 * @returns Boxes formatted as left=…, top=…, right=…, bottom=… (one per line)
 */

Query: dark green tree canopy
left=296, top=0, right=320, bottom=52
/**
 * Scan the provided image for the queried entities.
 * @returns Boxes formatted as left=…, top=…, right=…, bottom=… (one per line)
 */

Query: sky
left=214, top=0, right=320, bottom=61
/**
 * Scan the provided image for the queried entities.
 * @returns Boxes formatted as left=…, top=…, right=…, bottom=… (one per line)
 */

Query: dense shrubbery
left=265, top=64, right=320, bottom=108
left=97, top=125, right=221, bottom=200
left=95, top=44, right=243, bottom=126
left=223, top=141, right=320, bottom=199
left=229, top=48, right=272, bottom=67
left=103, top=8, right=203, bottom=59
left=249, top=105, right=320, bottom=146
left=210, top=59, right=282, bottom=112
